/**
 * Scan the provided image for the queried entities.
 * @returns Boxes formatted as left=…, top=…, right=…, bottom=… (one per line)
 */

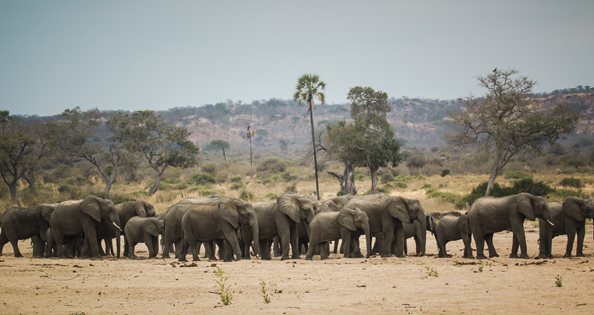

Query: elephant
left=344, top=194, right=419, bottom=257
left=0, top=204, right=55, bottom=257
left=179, top=197, right=259, bottom=262
left=124, top=217, right=164, bottom=258
left=46, top=195, right=122, bottom=258
left=538, top=198, right=594, bottom=258
left=402, top=207, right=435, bottom=256
left=434, top=213, right=472, bottom=258
left=276, top=194, right=319, bottom=260
left=240, top=200, right=277, bottom=260
left=162, top=196, right=223, bottom=259
left=306, top=207, right=371, bottom=260
left=97, top=200, right=157, bottom=258
left=468, top=192, right=553, bottom=259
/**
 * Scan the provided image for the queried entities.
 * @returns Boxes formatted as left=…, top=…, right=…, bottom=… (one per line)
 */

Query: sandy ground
left=1, top=228, right=593, bottom=315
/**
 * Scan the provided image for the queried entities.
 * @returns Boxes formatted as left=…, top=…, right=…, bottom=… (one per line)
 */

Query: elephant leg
left=381, top=220, right=395, bottom=257
left=174, top=240, right=183, bottom=259
left=564, top=224, right=576, bottom=257
left=320, top=242, right=329, bottom=260
left=191, top=241, right=201, bottom=261
left=472, top=230, right=487, bottom=259
left=128, top=241, right=137, bottom=259
left=222, top=227, right=242, bottom=261
left=333, top=239, right=339, bottom=254
left=145, top=234, right=155, bottom=258
left=392, top=221, right=405, bottom=258
left=178, top=240, right=189, bottom=262
left=259, top=240, right=271, bottom=260
left=81, top=221, right=99, bottom=258
left=576, top=221, right=586, bottom=257
left=290, top=224, right=300, bottom=260
left=204, top=242, right=216, bottom=260
left=305, top=238, right=316, bottom=260
left=510, top=235, right=519, bottom=258
left=124, top=237, right=130, bottom=257
left=485, top=233, right=498, bottom=258
left=161, top=232, right=172, bottom=258
left=510, top=221, right=528, bottom=259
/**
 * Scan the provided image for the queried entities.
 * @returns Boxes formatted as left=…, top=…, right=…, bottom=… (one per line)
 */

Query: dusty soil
left=1, top=229, right=593, bottom=315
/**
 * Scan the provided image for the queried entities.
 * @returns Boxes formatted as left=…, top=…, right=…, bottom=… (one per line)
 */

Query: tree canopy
left=326, top=86, right=402, bottom=194
left=114, top=110, right=199, bottom=195
left=447, top=69, right=578, bottom=196
left=204, top=139, right=230, bottom=161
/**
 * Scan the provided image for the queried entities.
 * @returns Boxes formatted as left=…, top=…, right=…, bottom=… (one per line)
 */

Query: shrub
left=230, top=176, right=242, bottom=183
left=550, top=189, right=589, bottom=200
left=264, top=193, right=278, bottom=200
left=239, top=190, right=255, bottom=201
left=189, top=174, right=216, bottom=186
left=284, top=183, right=298, bottom=193
left=256, top=158, right=286, bottom=174
left=380, top=171, right=395, bottom=183
left=504, top=171, right=532, bottom=180
left=464, top=179, right=554, bottom=205
left=202, top=163, right=217, bottom=175
left=426, top=189, right=466, bottom=209
left=440, top=169, right=450, bottom=177
left=559, top=177, right=584, bottom=188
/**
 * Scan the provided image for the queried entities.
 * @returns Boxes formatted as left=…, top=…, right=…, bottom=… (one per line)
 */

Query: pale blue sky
left=1, top=0, right=593, bottom=116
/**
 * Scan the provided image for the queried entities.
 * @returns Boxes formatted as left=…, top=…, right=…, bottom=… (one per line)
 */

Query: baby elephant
left=306, top=207, right=371, bottom=260
left=124, top=217, right=164, bottom=258
left=435, top=214, right=472, bottom=258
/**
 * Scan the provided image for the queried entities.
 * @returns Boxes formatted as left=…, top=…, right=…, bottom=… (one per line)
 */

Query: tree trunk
left=148, top=167, right=163, bottom=196
left=369, top=166, right=379, bottom=193
left=309, top=103, right=320, bottom=200
left=328, top=162, right=356, bottom=195
left=9, top=182, right=17, bottom=200
left=24, top=173, right=37, bottom=195
left=249, top=138, right=253, bottom=166
left=485, top=165, right=499, bottom=196
left=222, top=148, right=227, bottom=162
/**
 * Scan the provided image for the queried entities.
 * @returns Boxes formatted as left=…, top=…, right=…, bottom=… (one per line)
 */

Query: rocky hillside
left=161, top=89, right=594, bottom=154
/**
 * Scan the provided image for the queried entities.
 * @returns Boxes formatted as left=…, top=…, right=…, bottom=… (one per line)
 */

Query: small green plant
left=426, top=267, right=439, bottom=277
left=190, top=173, right=216, bottom=186
left=214, top=266, right=233, bottom=305
left=559, top=177, right=584, bottom=188
left=555, top=274, right=563, bottom=287
left=478, top=264, right=484, bottom=273
left=440, top=169, right=451, bottom=177
left=239, top=189, right=255, bottom=201
left=260, top=280, right=272, bottom=304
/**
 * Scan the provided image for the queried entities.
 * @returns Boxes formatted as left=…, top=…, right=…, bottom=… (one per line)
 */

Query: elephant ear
left=145, top=220, right=160, bottom=236
left=40, top=204, right=55, bottom=222
left=81, top=196, right=102, bottom=222
left=277, top=195, right=301, bottom=223
left=517, top=194, right=536, bottom=221
left=219, top=201, right=239, bottom=229
left=144, top=202, right=157, bottom=217
left=388, top=197, right=410, bottom=223
left=134, top=202, right=148, bottom=217
left=563, top=198, right=585, bottom=222
left=337, top=208, right=357, bottom=231
left=427, top=215, right=437, bottom=234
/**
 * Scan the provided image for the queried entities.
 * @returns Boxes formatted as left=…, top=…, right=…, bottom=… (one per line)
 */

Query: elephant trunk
left=418, top=212, right=427, bottom=256
left=249, top=216, right=260, bottom=258
left=115, top=228, right=121, bottom=258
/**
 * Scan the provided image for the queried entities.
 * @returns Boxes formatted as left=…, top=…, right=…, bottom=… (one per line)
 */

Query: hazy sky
left=1, top=0, right=593, bottom=116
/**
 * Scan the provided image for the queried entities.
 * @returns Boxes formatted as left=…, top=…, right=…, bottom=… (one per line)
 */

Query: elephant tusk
left=546, top=219, right=555, bottom=227
left=112, top=222, right=123, bottom=231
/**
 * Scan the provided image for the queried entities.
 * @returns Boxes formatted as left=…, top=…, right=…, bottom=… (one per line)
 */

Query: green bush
left=559, top=177, right=584, bottom=188
left=550, top=189, right=589, bottom=200
left=230, top=176, right=242, bottom=183
left=440, top=169, right=450, bottom=177
left=189, top=174, right=216, bottom=186
left=380, top=171, right=395, bottom=183
left=239, top=190, right=255, bottom=201
left=256, top=158, right=286, bottom=174
left=202, top=163, right=217, bottom=175
left=464, top=179, right=554, bottom=205
left=284, top=182, right=298, bottom=193
left=426, top=189, right=466, bottom=209
left=504, top=171, right=532, bottom=180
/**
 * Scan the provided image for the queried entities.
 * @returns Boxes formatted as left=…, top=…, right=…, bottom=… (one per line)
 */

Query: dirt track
left=0, top=229, right=593, bottom=315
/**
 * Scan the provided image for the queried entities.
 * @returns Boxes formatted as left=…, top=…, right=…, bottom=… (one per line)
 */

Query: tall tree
left=115, top=111, right=199, bottom=195
left=325, top=87, right=402, bottom=194
left=246, top=125, right=255, bottom=166
left=48, top=108, right=130, bottom=194
left=0, top=114, right=41, bottom=200
left=448, top=69, right=578, bottom=196
left=204, top=139, right=230, bottom=161
left=293, top=74, right=326, bottom=200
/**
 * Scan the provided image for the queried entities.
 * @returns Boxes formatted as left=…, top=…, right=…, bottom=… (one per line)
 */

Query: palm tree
left=293, top=74, right=326, bottom=200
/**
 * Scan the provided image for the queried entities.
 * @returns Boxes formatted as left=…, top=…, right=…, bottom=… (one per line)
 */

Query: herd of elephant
left=0, top=192, right=593, bottom=262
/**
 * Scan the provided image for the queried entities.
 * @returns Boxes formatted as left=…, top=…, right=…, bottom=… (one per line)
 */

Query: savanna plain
left=1, top=172, right=593, bottom=315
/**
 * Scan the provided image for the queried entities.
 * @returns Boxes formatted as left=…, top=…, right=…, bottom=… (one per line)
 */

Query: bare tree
left=447, top=69, right=578, bottom=196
